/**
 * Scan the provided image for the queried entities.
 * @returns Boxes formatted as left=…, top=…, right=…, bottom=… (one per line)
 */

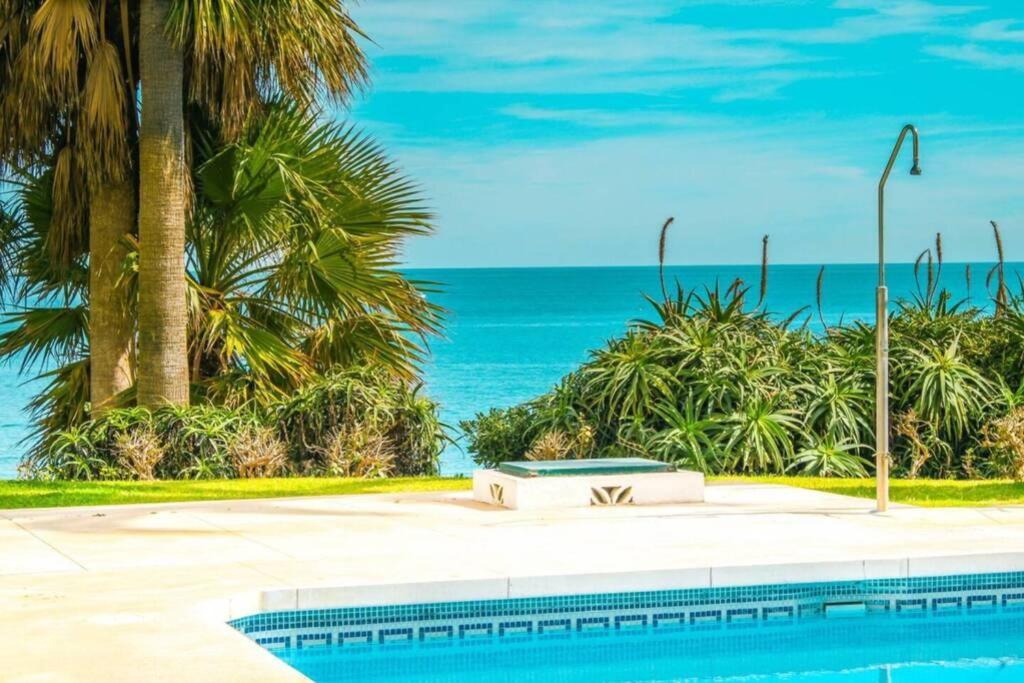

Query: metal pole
left=875, top=124, right=920, bottom=514
left=875, top=284, right=889, bottom=512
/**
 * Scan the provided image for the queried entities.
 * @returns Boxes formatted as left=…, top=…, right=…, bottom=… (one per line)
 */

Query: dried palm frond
left=29, top=0, right=97, bottom=101
left=80, top=40, right=129, bottom=183
left=48, top=145, right=87, bottom=267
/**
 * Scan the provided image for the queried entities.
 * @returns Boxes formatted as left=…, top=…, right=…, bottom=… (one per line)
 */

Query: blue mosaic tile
left=763, top=606, right=794, bottom=620
left=968, top=595, right=997, bottom=610
left=458, top=623, right=492, bottom=639
left=896, top=598, right=927, bottom=612
left=499, top=620, right=532, bottom=637
left=614, top=614, right=647, bottom=630
left=296, top=632, right=331, bottom=649
left=538, top=618, right=572, bottom=635
left=727, top=608, right=758, bottom=623
left=379, top=627, right=413, bottom=644
left=577, top=616, right=610, bottom=632
left=229, top=571, right=1024, bottom=650
left=419, top=625, right=453, bottom=641
left=338, top=630, right=372, bottom=646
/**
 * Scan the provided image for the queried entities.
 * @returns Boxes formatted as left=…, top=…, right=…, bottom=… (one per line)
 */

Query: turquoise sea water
left=277, top=610, right=1024, bottom=682
left=0, top=262, right=1017, bottom=478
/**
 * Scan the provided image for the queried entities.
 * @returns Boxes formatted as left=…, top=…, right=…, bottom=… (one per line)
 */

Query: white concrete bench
left=472, top=458, right=704, bottom=510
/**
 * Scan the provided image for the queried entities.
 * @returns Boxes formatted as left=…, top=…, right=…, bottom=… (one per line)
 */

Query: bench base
left=472, top=468, right=704, bottom=510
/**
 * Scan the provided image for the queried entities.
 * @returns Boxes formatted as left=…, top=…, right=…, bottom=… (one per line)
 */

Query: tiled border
left=231, top=571, right=1024, bottom=651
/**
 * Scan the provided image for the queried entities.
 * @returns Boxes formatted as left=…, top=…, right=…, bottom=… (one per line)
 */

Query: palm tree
left=137, top=0, right=189, bottom=406
left=135, top=0, right=369, bottom=407
left=2, top=0, right=369, bottom=411
left=0, top=1, right=136, bottom=414
left=186, top=103, right=440, bottom=405
left=1, top=103, right=440, bottom=452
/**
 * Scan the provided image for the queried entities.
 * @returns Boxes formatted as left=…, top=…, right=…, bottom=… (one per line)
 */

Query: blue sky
left=346, top=0, right=1024, bottom=268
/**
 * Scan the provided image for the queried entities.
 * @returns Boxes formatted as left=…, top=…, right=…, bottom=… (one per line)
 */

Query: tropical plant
left=525, top=431, right=572, bottom=461
left=462, top=222, right=1024, bottom=481
left=791, top=438, right=869, bottom=477
left=896, top=336, right=993, bottom=440
left=719, top=397, right=800, bottom=474
left=0, top=0, right=371, bottom=412
left=26, top=366, right=442, bottom=480
left=650, top=398, right=718, bottom=472
left=582, top=332, right=677, bottom=422
left=980, top=407, right=1024, bottom=481
left=2, top=104, right=443, bottom=470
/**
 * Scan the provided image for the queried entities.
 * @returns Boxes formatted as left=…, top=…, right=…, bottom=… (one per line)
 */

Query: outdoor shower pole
left=876, top=124, right=921, bottom=513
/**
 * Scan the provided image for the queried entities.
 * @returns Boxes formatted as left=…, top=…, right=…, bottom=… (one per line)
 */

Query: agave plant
left=650, top=397, right=719, bottom=472
left=457, top=222, right=1022, bottom=482
left=896, top=336, right=993, bottom=440
left=791, top=438, right=869, bottom=477
left=719, top=397, right=802, bottom=474
left=799, top=372, right=872, bottom=447
left=582, top=332, right=677, bottom=423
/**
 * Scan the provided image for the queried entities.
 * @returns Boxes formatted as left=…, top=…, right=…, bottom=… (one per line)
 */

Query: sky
left=345, top=0, right=1024, bottom=268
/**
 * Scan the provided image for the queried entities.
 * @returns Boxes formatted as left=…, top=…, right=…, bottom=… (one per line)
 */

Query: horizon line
left=403, top=260, right=1017, bottom=271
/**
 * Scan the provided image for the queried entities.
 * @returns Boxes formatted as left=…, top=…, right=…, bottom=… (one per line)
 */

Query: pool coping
left=8, top=485, right=1024, bottom=682
left=225, top=550, right=1024, bottom=620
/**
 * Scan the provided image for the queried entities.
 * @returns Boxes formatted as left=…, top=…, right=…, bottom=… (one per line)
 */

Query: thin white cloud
left=969, top=19, right=1024, bottom=43
left=925, top=43, right=1024, bottom=71
left=353, top=0, right=977, bottom=100
left=394, top=127, right=1024, bottom=268
left=382, top=107, right=1024, bottom=266
left=498, top=105, right=730, bottom=128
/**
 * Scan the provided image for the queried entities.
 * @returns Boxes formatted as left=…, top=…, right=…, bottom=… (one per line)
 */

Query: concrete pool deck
left=4, top=482, right=1024, bottom=682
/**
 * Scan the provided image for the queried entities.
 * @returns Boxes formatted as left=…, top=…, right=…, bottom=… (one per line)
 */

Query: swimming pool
left=232, top=572, right=1024, bottom=682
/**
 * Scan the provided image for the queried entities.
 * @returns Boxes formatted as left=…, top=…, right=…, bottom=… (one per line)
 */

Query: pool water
left=275, top=610, right=1024, bottom=682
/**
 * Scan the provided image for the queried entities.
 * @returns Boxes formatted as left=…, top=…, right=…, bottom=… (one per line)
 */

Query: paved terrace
left=3, top=483, right=1024, bottom=682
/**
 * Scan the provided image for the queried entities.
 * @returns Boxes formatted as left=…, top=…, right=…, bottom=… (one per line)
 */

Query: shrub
left=114, top=428, right=165, bottom=480
left=275, top=367, right=444, bottom=477
left=459, top=406, right=539, bottom=469
left=228, top=427, right=288, bottom=479
left=320, top=424, right=396, bottom=478
left=526, top=432, right=571, bottom=461
left=462, top=278, right=1024, bottom=480
left=25, top=368, right=446, bottom=480
left=981, top=407, right=1024, bottom=481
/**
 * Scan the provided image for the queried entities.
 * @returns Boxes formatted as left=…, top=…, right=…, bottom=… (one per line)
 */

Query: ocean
left=0, top=262, right=1014, bottom=478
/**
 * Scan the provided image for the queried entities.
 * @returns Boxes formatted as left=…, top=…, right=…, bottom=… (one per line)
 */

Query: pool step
left=824, top=601, right=867, bottom=618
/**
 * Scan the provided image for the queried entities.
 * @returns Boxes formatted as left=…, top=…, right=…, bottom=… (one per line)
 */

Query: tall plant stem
left=657, top=217, right=674, bottom=304
left=757, top=234, right=769, bottom=308
left=991, top=220, right=1008, bottom=315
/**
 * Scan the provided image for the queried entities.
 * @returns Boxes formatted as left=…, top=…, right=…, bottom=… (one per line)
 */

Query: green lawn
left=1, top=475, right=1022, bottom=510
left=718, top=476, right=1024, bottom=508
left=0, top=477, right=471, bottom=510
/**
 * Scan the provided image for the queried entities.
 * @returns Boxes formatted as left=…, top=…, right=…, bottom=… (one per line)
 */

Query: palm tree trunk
left=89, top=179, right=135, bottom=413
left=137, top=0, right=189, bottom=407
